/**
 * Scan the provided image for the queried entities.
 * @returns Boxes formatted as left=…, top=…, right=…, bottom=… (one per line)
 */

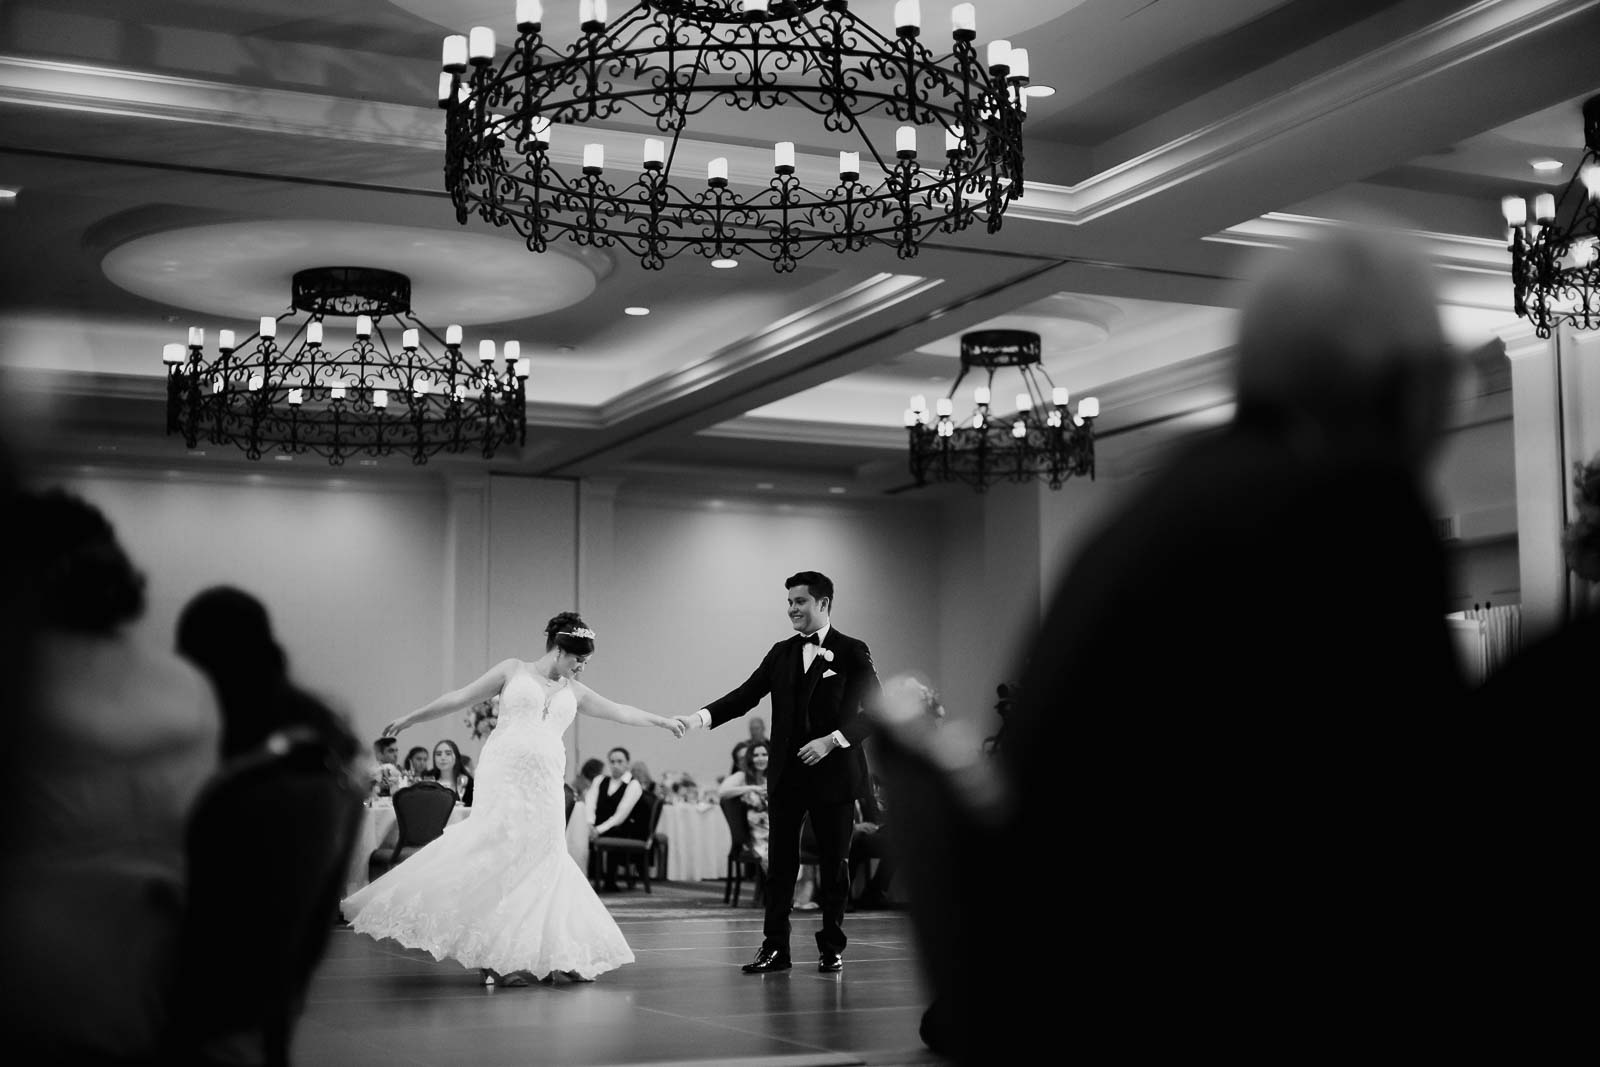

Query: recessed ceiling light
left=624, top=306, right=650, bottom=316
left=1531, top=158, right=1563, bottom=172
left=828, top=486, right=846, bottom=494
left=1025, top=85, right=1055, bottom=98
left=756, top=482, right=775, bottom=490
left=555, top=344, right=576, bottom=353
left=711, top=258, right=738, bottom=269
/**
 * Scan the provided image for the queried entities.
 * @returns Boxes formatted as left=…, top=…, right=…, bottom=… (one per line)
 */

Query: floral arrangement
left=464, top=695, right=499, bottom=740
left=659, top=770, right=699, bottom=802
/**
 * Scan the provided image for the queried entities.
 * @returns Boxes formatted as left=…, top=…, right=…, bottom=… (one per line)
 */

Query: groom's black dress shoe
left=741, top=948, right=792, bottom=974
left=819, top=951, right=843, bottom=973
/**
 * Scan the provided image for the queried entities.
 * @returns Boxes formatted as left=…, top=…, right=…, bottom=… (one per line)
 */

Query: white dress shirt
left=696, top=623, right=850, bottom=749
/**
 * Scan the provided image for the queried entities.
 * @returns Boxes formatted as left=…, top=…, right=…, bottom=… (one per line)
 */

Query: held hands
left=671, top=713, right=702, bottom=735
left=657, top=715, right=689, bottom=739
left=796, top=736, right=836, bottom=766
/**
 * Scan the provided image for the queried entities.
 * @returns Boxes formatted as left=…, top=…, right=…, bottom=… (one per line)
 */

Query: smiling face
left=787, top=584, right=829, bottom=635
left=748, top=743, right=770, bottom=774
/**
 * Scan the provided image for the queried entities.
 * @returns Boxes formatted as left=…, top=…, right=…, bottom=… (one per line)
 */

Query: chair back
left=564, top=782, right=577, bottom=825
left=167, top=734, right=364, bottom=1065
left=392, top=780, right=456, bottom=849
left=719, top=794, right=754, bottom=854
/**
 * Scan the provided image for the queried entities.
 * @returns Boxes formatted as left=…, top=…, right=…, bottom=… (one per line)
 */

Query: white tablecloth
left=346, top=801, right=470, bottom=894
left=658, top=801, right=731, bottom=882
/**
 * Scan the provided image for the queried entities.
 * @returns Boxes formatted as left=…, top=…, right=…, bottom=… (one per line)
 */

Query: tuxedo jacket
left=706, top=628, right=880, bottom=804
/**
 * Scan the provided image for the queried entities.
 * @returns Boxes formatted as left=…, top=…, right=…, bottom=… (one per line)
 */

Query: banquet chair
left=588, top=792, right=665, bottom=894
left=165, top=731, right=364, bottom=1067
left=368, top=780, right=456, bottom=882
left=719, top=795, right=766, bottom=907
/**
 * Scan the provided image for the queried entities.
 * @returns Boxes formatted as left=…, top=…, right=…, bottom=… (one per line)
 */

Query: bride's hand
left=382, top=717, right=409, bottom=738
left=659, top=716, right=688, bottom=739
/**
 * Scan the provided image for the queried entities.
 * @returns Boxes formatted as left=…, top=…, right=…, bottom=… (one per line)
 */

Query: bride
left=341, top=612, right=685, bottom=985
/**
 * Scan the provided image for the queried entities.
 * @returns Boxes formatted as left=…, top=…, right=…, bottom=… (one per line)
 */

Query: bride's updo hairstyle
left=545, top=611, right=596, bottom=656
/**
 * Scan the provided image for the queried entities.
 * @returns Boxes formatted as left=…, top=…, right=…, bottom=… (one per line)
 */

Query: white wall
left=39, top=464, right=452, bottom=752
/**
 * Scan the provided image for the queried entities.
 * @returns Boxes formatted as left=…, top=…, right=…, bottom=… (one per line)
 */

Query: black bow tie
left=802, top=632, right=821, bottom=645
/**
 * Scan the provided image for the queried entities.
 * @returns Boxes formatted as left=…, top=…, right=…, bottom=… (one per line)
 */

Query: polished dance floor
left=297, top=881, right=941, bottom=1066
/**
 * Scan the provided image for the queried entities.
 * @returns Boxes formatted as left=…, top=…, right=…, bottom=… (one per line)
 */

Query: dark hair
left=785, top=570, right=834, bottom=606
left=745, top=740, right=771, bottom=784
left=729, top=740, right=750, bottom=776
left=374, top=736, right=397, bottom=751
left=581, top=757, right=605, bottom=779
left=544, top=610, right=596, bottom=655
left=608, top=745, right=631, bottom=761
left=428, top=738, right=467, bottom=784
left=17, top=488, right=146, bottom=633
left=404, top=746, right=429, bottom=768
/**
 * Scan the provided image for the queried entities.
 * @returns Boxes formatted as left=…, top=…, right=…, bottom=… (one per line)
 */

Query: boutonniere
left=817, top=647, right=834, bottom=663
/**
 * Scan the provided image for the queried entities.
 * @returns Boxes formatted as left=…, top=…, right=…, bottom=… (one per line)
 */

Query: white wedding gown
left=341, top=667, right=634, bottom=978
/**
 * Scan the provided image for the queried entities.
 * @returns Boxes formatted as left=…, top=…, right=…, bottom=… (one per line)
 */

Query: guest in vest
left=585, top=746, right=650, bottom=891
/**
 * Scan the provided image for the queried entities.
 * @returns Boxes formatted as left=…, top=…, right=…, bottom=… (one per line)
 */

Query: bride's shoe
left=480, top=968, right=501, bottom=986
left=561, top=970, right=594, bottom=983
left=500, top=970, right=534, bottom=987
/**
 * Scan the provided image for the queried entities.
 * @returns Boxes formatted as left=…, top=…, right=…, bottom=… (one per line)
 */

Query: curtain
left=1445, top=605, right=1522, bottom=685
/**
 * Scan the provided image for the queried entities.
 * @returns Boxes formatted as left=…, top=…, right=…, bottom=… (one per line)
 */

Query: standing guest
left=428, top=738, right=474, bottom=805
left=2, top=488, right=221, bottom=1062
left=586, top=746, right=651, bottom=890
left=676, top=570, right=881, bottom=975
left=870, top=222, right=1471, bottom=1063
left=747, top=716, right=769, bottom=747
left=404, top=746, right=430, bottom=780
left=174, top=584, right=357, bottom=764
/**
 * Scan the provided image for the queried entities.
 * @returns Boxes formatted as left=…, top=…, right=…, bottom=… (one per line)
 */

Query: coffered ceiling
left=1, top=0, right=1596, bottom=497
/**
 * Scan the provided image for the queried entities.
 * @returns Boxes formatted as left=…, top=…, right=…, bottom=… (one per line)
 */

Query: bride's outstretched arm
left=384, top=659, right=516, bottom=737
left=573, top=683, right=688, bottom=738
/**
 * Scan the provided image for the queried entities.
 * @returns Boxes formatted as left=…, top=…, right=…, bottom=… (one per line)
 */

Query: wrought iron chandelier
left=161, top=267, right=528, bottom=465
left=438, top=0, right=1031, bottom=271
left=906, top=328, right=1098, bottom=491
left=1500, top=94, right=1600, bottom=337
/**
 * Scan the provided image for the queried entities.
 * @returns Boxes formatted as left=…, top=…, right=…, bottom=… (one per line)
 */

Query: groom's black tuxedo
left=704, top=626, right=880, bottom=958
left=705, top=628, right=878, bottom=801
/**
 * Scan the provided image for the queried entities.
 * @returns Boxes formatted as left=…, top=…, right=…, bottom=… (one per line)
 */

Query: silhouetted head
left=1234, top=220, right=1458, bottom=466
left=16, top=488, right=145, bottom=634
left=176, top=585, right=287, bottom=695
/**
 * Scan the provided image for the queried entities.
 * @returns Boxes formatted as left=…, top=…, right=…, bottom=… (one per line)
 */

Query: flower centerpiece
left=371, top=761, right=405, bottom=797
left=660, top=770, right=698, bottom=804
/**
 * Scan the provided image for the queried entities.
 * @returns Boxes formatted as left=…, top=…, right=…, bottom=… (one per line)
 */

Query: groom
left=677, top=571, right=880, bottom=974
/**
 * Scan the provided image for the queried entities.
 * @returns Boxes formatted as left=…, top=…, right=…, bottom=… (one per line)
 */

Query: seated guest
left=570, top=756, right=604, bottom=803
left=849, top=776, right=896, bottom=909
left=2, top=488, right=221, bottom=1062
left=373, top=736, right=399, bottom=768
left=719, top=741, right=771, bottom=870
left=427, top=738, right=473, bottom=805
left=174, top=584, right=357, bottom=764
left=586, top=746, right=650, bottom=890
left=404, top=746, right=430, bottom=780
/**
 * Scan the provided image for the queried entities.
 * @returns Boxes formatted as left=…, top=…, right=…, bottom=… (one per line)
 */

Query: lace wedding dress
left=341, top=667, right=634, bottom=978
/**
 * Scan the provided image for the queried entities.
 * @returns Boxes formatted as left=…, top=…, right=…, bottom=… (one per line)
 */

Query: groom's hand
left=796, top=736, right=836, bottom=766
left=672, top=714, right=702, bottom=734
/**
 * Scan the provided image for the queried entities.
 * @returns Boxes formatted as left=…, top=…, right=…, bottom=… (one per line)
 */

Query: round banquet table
left=345, top=800, right=471, bottom=895
left=657, top=800, right=731, bottom=882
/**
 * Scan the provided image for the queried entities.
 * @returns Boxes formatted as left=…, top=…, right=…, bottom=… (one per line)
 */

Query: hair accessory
left=558, top=627, right=596, bottom=640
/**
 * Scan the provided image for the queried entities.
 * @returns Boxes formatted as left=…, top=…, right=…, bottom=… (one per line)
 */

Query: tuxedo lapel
left=795, top=630, right=835, bottom=725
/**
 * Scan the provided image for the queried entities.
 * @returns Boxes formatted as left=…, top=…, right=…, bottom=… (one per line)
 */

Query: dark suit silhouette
left=704, top=627, right=879, bottom=956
